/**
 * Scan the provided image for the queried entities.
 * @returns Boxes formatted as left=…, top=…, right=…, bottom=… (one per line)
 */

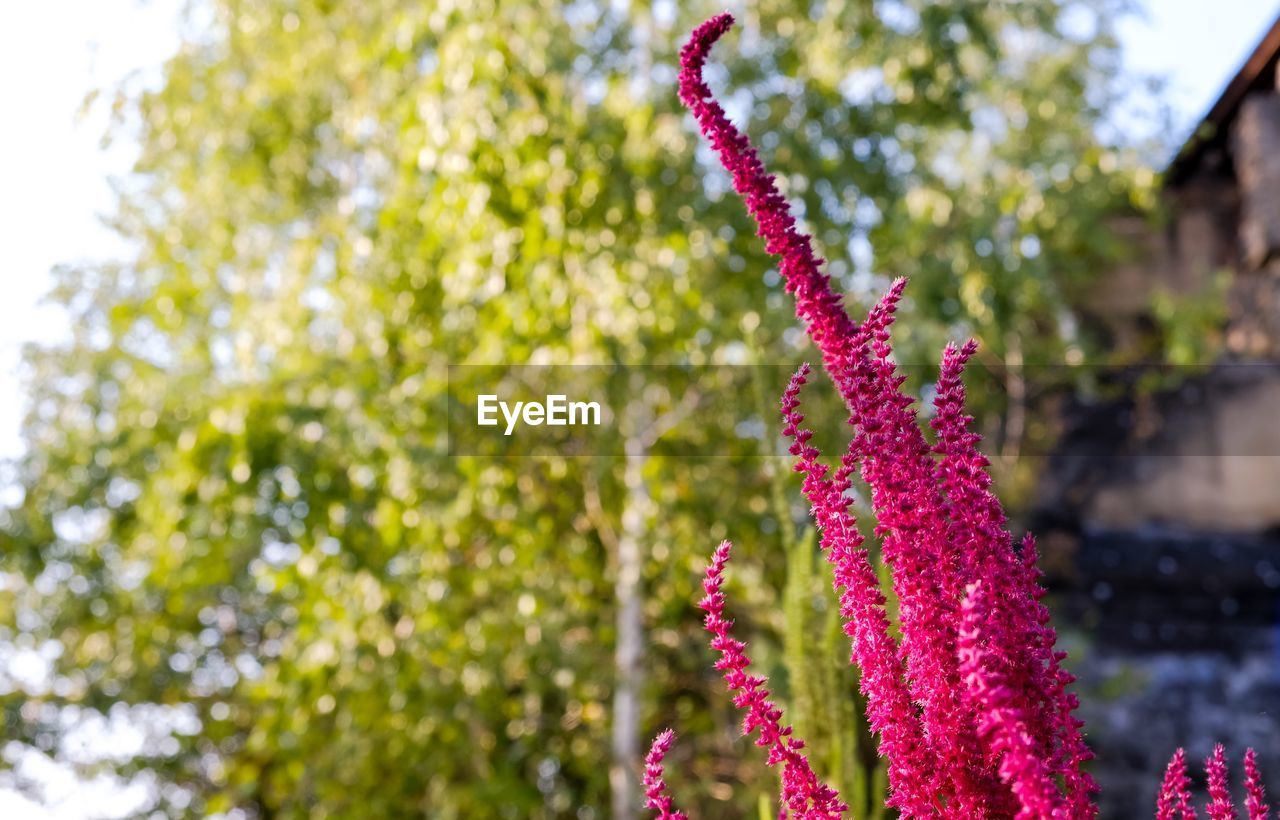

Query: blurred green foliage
left=1, top=0, right=1161, bottom=816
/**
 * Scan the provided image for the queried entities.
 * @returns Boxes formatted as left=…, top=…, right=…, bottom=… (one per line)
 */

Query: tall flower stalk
left=1153, top=746, right=1272, bottom=820
left=644, top=13, right=1274, bottom=819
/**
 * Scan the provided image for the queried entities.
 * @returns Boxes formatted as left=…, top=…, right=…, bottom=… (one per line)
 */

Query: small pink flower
left=700, top=541, right=847, bottom=817
left=959, top=580, right=1068, bottom=818
left=1156, top=748, right=1197, bottom=820
left=1206, top=744, right=1235, bottom=820
left=1244, top=748, right=1269, bottom=820
left=642, top=730, right=688, bottom=820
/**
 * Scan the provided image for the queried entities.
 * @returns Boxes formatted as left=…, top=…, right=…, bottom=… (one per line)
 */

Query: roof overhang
left=1164, top=13, right=1280, bottom=188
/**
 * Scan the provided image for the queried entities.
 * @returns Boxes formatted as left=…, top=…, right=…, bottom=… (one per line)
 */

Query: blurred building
left=1033, top=14, right=1280, bottom=816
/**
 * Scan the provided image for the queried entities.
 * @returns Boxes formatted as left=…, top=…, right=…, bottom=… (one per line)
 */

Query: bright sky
left=0, top=0, right=183, bottom=465
left=0, top=0, right=1278, bottom=815
left=1118, top=1, right=1280, bottom=132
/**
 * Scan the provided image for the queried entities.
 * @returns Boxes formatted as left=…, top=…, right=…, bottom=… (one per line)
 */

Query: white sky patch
left=0, top=0, right=183, bottom=461
left=2, top=743, right=158, bottom=820
left=1116, top=0, right=1280, bottom=149
left=0, top=4, right=185, bottom=814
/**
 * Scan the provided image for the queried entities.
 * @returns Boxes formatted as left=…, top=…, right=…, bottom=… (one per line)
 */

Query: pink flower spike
left=932, top=344, right=1097, bottom=814
left=699, top=541, right=847, bottom=817
left=958, top=580, right=1067, bottom=819
left=1206, top=744, right=1236, bottom=820
left=678, top=13, right=861, bottom=389
left=679, top=12, right=1099, bottom=818
left=679, top=32, right=981, bottom=804
left=1157, top=748, right=1197, bottom=820
left=851, top=293, right=1007, bottom=813
left=1245, top=748, right=1270, bottom=820
left=643, top=730, right=688, bottom=820
left=779, top=364, right=938, bottom=817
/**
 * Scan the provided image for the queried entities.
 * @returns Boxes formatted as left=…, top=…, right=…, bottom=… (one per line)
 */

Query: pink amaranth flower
left=1244, top=748, right=1269, bottom=820
left=1153, top=747, right=1273, bottom=820
left=681, top=14, right=995, bottom=812
left=699, top=540, right=847, bottom=817
left=661, top=12, right=1273, bottom=820
left=852, top=288, right=1005, bottom=814
left=674, top=11, right=1097, bottom=818
left=642, top=730, right=688, bottom=820
left=1206, top=745, right=1235, bottom=820
left=1156, top=748, right=1197, bottom=820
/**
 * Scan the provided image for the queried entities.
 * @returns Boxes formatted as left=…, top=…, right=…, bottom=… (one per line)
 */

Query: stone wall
left=1041, top=527, right=1280, bottom=817
left=1235, top=93, right=1280, bottom=270
left=1034, top=366, right=1280, bottom=815
left=1035, top=364, right=1280, bottom=534
left=1228, top=92, right=1280, bottom=358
